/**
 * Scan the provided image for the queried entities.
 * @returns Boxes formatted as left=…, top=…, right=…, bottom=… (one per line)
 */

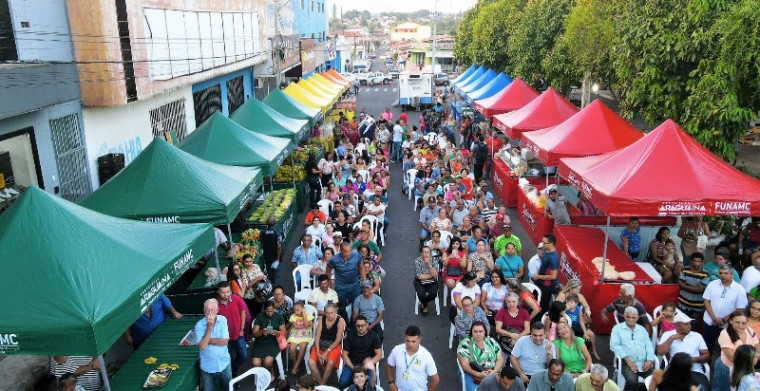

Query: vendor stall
left=473, top=78, right=539, bottom=119
left=299, top=79, right=338, bottom=105
left=321, top=71, right=351, bottom=89
left=263, top=89, right=323, bottom=128
left=311, top=73, right=346, bottom=93
left=0, top=187, right=214, bottom=390
left=230, top=98, right=309, bottom=143
left=492, top=158, right=544, bottom=208
left=283, top=82, right=334, bottom=113
left=454, top=66, right=486, bottom=94
left=517, top=183, right=557, bottom=244
left=554, top=225, right=680, bottom=334
left=461, top=69, right=498, bottom=95
left=452, top=64, right=477, bottom=84
left=493, top=87, right=578, bottom=141
left=466, top=73, right=512, bottom=104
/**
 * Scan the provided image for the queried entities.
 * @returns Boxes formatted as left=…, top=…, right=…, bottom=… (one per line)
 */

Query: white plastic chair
left=449, top=323, right=456, bottom=349
left=294, top=288, right=312, bottom=305
left=522, top=282, right=542, bottom=305
left=651, top=305, right=683, bottom=347
left=229, top=367, right=271, bottom=391
left=356, top=169, right=370, bottom=183
left=405, top=169, right=418, bottom=200
left=317, top=199, right=334, bottom=217
left=359, top=215, right=383, bottom=246
left=644, top=375, right=652, bottom=390
left=439, top=230, right=453, bottom=247
left=614, top=355, right=645, bottom=390
left=298, top=304, right=319, bottom=375
left=456, top=359, right=468, bottom=391
left=443, top=284, right=450, bottom=307
left=414, top=293, right=441, bottom=316
left=413, top=192, right=423, bottom=211
left=293, top=264, right=315, bottom=293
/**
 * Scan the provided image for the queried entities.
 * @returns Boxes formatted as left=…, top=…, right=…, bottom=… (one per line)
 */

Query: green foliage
left=542, top=36, right=581, bottom=96
left=562, top=0, right=616, bottom=84
left=453, top=4, right=479, bottom=65
left=471, top=0, right=524, bottom=71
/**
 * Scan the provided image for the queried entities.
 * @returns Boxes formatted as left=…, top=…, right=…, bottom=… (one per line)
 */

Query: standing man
left=484, top=130, right=504, bottom=179
left=392, top=120, right=404, bottom=163
left=656, top=312, right=710, bottom=390
left=472, top=134, right=488, bottom=183
left=195, top=299, right=231, bottom=391
left=326, top=241, right=363, bottom=320
left=476, top=366, right=526, bottom=391
left=339, top=315, right=383, bottom=389
left=531, top=233, right=559, bottom=314
left=215, top=282, right=247, bottom=375
left=386, top=325, right=439, bottom=391
left=702, top=264, right=748, bottom=350
left=545, top=188, right=571, bottom=225
left=353, top=281, right=386, bottom=340
left=609, top=307, right=655, bottom=391
left=677, top=252, right=709, bottom=328
left=260, top=217, right=283, bottom=286
left=509, top=322, right=556, bottom=386
left=526, top=359, right=574, bottom=391
left=124, top=294, right=182, bottom=349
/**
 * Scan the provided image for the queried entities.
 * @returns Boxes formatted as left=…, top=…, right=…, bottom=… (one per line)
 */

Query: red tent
left=492, top=87, right=578, bottom=140
left=473, top=78, right=539, bottom=118
left=321, top=71, right=351, bottom=88
left=522, top=100, right=644, bottom=166
left=559, top=119, right=760, bottom=216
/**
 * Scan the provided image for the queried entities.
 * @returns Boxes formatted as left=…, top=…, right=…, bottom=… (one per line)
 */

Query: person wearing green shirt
left=703, top=251, right=739, bottom=283
left=552, top=322, right=591, bottom=375
left=493, top=226, right=522, bottom=257
left=351, top=228, right=382, bottom=263
left=439, top=168, right=455, bottom=188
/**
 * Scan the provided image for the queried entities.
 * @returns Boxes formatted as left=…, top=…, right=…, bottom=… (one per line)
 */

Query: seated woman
left=308, top=302, right=346, bottom=385
left=442, top=237, right=467, bottom=292
left=430, top=208, right=454, bottom=234
left=647, top=226, right=679, bottom=283
left=457, top=321, right=504, bottom=391
left=553, top=322, right=592, bottom=378
left=251, top=301, right=287, bottom=378
left=467, top=239, right=494, bottom=287
left=450, top=272, right=482, bottom=323
left=454, top=297, right=490, bottom=339
left=730, top=345, right=760, bottom=391
left=481, top=270, right=508, bottom=325
left=358, top=259, right=381, bottom=295
left=268, top=285, right=294, bottom=322
left=494, top=292, right=531, bottom=355
left=648, top=352, right=698, bottom=391
left=413, top=246, right=439, bottom=315
left=332, top=170, right=347, bottom=189
left=713, top=310, right=760, bottom=391
left=494, top=242, right=523, bottom=279
left=311, top=247, right=332, bottom=278
left=543, top=301, right=568, bottom=342
left=505, top=279, right=541, bottom=321
left=324, top=182, right=341, bottom=203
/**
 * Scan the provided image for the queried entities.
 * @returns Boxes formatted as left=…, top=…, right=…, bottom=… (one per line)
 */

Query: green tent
left=177, top=111, right=293, bottom=176
left=80, top=138, right=262, bottom=225
left=230, top=97, right=309, bottom=142
left=263, top=88, right=322, bottom=128
left=0, top=186, right=214, bottom=355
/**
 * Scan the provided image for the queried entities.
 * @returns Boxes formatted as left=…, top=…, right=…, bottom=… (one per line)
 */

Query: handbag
left=276, top=331, right=288, bottom=351
left=697, top=234, right=709, bottom=251
left=469, top=361, right=487, bottom=384
left=497, top=326, right=520, bottom=354
left=446, top=261, right=463, bottom=277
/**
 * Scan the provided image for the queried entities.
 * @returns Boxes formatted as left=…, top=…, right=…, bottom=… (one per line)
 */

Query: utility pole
left=431, top=0, right=438, bottom=74
left=274, top=0, right=282, bottom=89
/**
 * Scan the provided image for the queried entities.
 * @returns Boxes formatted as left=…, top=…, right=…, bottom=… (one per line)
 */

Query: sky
left=326, top=0, right=477, bottom=15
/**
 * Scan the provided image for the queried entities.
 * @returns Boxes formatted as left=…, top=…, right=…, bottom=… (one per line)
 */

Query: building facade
left=390, top=22, right=431, bottom=43
left=0, top=0, right=90, bottom=202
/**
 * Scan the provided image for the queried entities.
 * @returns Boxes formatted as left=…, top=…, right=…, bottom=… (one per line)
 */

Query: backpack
left=476, top=142, right=488, bottom=162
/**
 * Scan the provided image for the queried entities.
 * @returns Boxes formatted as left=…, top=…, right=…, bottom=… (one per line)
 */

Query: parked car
left=434, top=72, right=450, bottom=86
left=385, top=58, right=394, bottom=67
left=388, top=68, right=400, bottom=79
left=357, top=72, right=391, bottom=85
left=368, top=53, right=377, bottom=59
left=340, top=73, right=358, bottom=83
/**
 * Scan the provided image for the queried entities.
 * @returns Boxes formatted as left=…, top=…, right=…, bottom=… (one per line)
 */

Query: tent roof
left=80, top=138, right=262, bottom=224
left=230, top=97, right=309, bottom=142
left=301, top=77, right=338, bottom=97
left=452, top=65, right=477, bottom=84
left=522, top=100, right=644, bottom=166
left=321, top=71, right=351, bottom=88
left=493, top=87, right=578, bottom=139
left=327, top=68, right=351, bottom=83
left=454, top=65, right=485, bottom=87
left=461, top=69, right=498, bottom=94
left=311, top=73, right=346, bottom=92
left=559, top=119, right=760, bottom=216
left=298, top=79, right=338, bottom=103
left=283, top=83, right=332, bottom=113
left=467, top=73, right=512, bottom=103
left=263, top=88, right=322, bottom=128
left=473, top=78, right=540, bottom=118
left=0, top=186, right=214, bottom=355
left=177, top=111, right=293, bottom=176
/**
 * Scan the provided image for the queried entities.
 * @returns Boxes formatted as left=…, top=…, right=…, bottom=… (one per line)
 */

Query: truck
left=398, top=72, right=434, bottom=111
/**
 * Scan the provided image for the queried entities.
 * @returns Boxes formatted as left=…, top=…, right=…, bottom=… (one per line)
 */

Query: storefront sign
left=521, top=202, right=536, bottom=231
left=300, top=39, right=316, bottom=76
left=0, top=333, right=19, bottom=352
left=279, top=35, right=301, bottom=72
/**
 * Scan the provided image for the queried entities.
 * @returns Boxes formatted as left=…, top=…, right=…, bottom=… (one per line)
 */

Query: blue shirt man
left=326, top=242, right=363, bottom=318
left=291, top=236, right=323, bottom=268
left=127, top=294, right=181, bottom=348
left=418, top=199, right=439, bottom=240
left=610, top=307, right=656, bottom=389
left=195, top=300, right=232, bottom=390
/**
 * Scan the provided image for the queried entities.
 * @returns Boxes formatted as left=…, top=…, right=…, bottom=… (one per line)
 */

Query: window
left=226, top=76, right=245, bottom=114
left=311, top=1, right=314, bottom=12
left=300, top=0, right=304, bottom=10
left=150, top=99, right=189, bottom=141
left=0, top=0, right=17, bottom=61
left=49, top=114, right=91, bottom=202
left=192, top=85, right=221, bottom=128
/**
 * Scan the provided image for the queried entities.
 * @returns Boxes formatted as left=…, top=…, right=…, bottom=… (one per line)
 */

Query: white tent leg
left=600, top=216, right=611, bottom=282
left=98, top=355, right=110, bottom=391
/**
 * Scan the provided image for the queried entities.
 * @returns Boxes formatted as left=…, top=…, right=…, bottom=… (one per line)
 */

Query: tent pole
left=544, top=171, right=549, bottom=216
left=264, top=179, right=271, bottom=218
left=214, top=246, right=222, bottom=280
left=98, top=355, right=110, bottom=391
left=227, top=223, right=233, bottom=245
left=600, top=216, right=610, bottom=283
left=270, top=178, right=276, bottom=216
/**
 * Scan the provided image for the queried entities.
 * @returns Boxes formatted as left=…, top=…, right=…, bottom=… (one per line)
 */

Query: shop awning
left=473, top=78, right=540, bottom=118
left=522, top=100, right=643, bottom=166
left=178, top=111, right=293, bottom=176
left=454, top=65, right=485, bottom=87
left=80, top=138, right=262, bottom=225
left=230, top=97, right=309, bottom=142
left=452, top=64, right=477, bottom=84
left=283, top=82, right=333, bottom=113
left=327, top=69, right=351, bottom=84
left=0, top=186, right=214, bottom=355
left=263, top=88, right=322, bottom=128
left=493, top=87, right=578, bottom=140
left=559, top=119, right=760, bottom=216
left=298, top=79, right=338, bottom=104
left=466, top=73, right=512, bottom=104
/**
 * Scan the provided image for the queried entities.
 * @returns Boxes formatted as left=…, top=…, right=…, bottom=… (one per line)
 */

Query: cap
left=503, top=224, right=512, bottom=230
left=549, top=188, right=558, bottom=193
left=361, top=280, right=373, bottom=288
left=495, top=213, right=505, bottom=220
left=333, top=232, right=343, bottom=237
left=673, top=312, right=693, bottom=323
left=427, top=197, right=436, bottom=203
left=537, top=241, right=545, bottom=249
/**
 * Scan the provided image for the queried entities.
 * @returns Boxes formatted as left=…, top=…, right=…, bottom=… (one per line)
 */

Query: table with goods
left=102, top=317, right=202, bottom=390
left=187, top=229, right=263, bottom=292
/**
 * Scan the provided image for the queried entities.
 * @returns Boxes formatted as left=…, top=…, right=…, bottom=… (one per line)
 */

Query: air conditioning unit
left=254, top=78, right=264, bottom=89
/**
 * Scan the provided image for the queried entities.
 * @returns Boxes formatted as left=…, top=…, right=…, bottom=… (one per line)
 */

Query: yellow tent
left=301, top=77, right=338, bottom=98
left=283, top=83, right=332, bottom=114
left=298, top=79, right=338, bottom=103
left=311, top=74, right=345, bottom=94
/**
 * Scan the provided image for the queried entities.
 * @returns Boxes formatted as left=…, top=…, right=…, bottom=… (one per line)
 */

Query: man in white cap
left=656, top=312, right=710, bottom=390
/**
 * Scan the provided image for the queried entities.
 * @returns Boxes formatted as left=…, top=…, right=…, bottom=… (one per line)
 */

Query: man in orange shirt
left=304, top=204, right=326, bottom=226
left=484, top=129, right=504, bottom=179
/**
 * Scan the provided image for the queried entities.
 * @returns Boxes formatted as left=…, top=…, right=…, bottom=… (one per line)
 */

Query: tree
left=453, top=0, right=501, bottom=66
left=471, top=0, right=524, bottom=71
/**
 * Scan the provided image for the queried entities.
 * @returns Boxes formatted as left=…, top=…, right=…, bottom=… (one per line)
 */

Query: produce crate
left=251, top=198, right=298, bottom=249
left=269, top=181, right=307, bottom=212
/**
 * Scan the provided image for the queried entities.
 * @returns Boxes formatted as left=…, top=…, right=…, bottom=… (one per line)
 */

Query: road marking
left=383, top=88, right=388, bottom=92
left=392, top=88, right=398, bottom=92
left=374, top=88, right=379, bottom=92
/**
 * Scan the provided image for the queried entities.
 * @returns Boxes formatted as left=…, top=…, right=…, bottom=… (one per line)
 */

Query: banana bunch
left=248, top=189, right=297, bottom=224
left=272, top=165, right=306, bottom=182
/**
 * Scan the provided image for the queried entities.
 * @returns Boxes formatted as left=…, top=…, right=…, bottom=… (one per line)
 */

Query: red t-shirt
left=485, top=136, right=504, bottom=154
left=305, top=211, right=326, bottom=225
left=399, top=113, right=408, bottom=126
left=494, top=307, right=530, bottom=333
left=217, top=295, right=246, bottom=340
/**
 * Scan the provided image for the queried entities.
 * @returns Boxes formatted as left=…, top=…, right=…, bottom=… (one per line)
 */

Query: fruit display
left=285, top=144, right=323, bottom=166
left=307, top=136, right=334, bottom=154
left=272, top=164, right=306, bottom=182
left=234, top=228, right=261, bottom=262
left=247, top=189, right=296, bottom=224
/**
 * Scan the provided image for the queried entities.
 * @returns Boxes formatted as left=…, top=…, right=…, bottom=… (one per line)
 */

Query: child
left=652, top=301, right=676, bottom=336
left=663, top=239, right=681, bottom=271
left=566, top=294, right=601, bottom=360
left=288, top=301, right=314, bottom=375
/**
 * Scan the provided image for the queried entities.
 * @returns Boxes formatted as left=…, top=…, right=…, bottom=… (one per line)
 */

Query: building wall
left=65, top=0, right=270, bottom=107
left=390, top=23, right=431, bottom=42
left=82, top=86, right=194, bottom=189
left=6, top=0, right=74, bottom=61
left=191, top=68, right=253, bottom=118
left=0, top=64, right=81, bottom=120
left=296, top=0, right=327, bottom=42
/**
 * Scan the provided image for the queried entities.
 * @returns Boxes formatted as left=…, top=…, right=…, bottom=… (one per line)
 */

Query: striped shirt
left=49, top=356, right=100, bottom=391
left=678, top=268, right=709, bottom=311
